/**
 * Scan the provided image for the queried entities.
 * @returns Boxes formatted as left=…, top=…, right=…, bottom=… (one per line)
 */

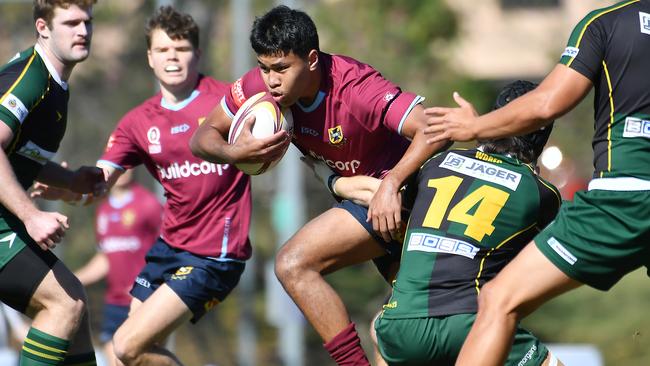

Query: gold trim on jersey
left=0, top=50, right=37, bottom=104
left=567, top=0, right=639, bottom=67
left=602, top=60, right=614, bottom=176
left=473, top=222, right=537, bottom=295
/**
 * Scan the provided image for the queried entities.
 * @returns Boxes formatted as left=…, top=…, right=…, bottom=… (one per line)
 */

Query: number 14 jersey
left=384, top=149, right=561, bottom=319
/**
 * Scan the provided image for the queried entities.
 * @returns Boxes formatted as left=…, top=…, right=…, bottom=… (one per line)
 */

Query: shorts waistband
left=588, top=177, right=650, bottom=191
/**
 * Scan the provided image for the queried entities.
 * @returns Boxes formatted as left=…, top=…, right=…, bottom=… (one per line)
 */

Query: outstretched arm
left=74, top=252, right=109, bottom=286
left=424, top=64, right=593, bottom=144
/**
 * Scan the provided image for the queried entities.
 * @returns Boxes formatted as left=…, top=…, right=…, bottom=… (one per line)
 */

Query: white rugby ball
left=228, top=92, right=293, bottom=175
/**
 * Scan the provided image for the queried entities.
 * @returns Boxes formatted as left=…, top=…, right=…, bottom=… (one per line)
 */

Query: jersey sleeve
left=220, top=68, right=264, bottom=119
left=0, top=54, right=48, bottom=132
left=535, top=177, right=562, bottom=229
left=98, top=114, right=145, bottom=170
left=559, top=11, right=606, bottom=82
left=344, top=67, right=424, bottom=136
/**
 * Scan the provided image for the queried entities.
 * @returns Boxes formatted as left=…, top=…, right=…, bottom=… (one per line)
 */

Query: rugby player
left=190, top=5, right=447, bottom=364
left=74, top=170, right=161, bottom=366
left=424, top=1, right=650, bottom=365
left=0, top=1, right=102, bottom=365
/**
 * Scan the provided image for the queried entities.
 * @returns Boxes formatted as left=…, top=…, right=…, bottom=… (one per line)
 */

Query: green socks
left=20, top=327, right=96, bottom=366
left=20, top=327, right=69, bottom=365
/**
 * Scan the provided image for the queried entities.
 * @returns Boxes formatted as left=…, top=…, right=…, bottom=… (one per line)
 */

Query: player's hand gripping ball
left=228, top=92, right=293, bottom=175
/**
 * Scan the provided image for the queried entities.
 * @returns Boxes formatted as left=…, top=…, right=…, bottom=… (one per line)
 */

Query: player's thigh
left=483, top=242, right=581, bottom=317
left=116, top=284, right=192, bottom=347
left=0, top=228, right=58, bottom=314
left=280, top=206, right=386, bottom=274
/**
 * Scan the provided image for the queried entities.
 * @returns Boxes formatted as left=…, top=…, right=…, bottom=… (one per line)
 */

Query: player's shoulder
left=197, top=74, right=230, bottom=97
left=228, top=68, right=267, bottom=107
left=1, top=47, right=49, bottom=96
left=576, top=0, right=639, bottom=29
left=328, top=52, right=378, bottom=79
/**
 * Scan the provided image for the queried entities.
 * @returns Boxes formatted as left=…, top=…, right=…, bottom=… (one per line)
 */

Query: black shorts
left=131, top=238, right=245, bottom=323
left=335, top=200, right=404, bottom=281
left=0, top=241, right=58, bottom=313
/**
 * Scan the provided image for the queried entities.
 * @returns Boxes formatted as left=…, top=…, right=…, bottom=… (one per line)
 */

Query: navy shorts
left=99, top=303, right=130, bottom=343
left=335, top=200, right=403, bottom=281
left=131, top=238, right=245, bottom=323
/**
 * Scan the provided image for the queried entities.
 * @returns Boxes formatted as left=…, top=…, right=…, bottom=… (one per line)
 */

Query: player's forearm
left=384, top=130, right=444, bottom=189
left=37, top=161, right=75, bottom=188
left=332, top=176, right=381, bottom=207
left=0, top=150, right=39, bottom=221
left=189, top=125, right=233, bottom=164
left=74, top=252, right=109, bottom=286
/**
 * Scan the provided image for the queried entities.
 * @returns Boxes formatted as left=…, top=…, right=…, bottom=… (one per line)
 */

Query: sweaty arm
left=189, top=100, right=289, bottom=164
left=425, top=65, right=593, bottom=143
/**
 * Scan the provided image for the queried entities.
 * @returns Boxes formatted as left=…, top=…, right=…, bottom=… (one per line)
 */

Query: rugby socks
left=20, top=327, right=69, bottom=365
left=62, top=352, right=97, bottom=365
left=324, top=322, right=371, bottom=366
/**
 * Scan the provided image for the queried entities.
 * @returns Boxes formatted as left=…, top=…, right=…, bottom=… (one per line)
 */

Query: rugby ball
left=228, top=92, right=293, bottom=175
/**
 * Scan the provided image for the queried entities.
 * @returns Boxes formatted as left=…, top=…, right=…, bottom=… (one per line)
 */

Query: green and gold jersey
left=0, top=45, right=69, bottom=191
left=560, top=0, right=650, bottom=180
left=382, top=149, right=561, bottom=319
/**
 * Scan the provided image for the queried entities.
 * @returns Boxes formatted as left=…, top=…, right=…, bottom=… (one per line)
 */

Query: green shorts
left=535, top=189, right=650, bottom=291
left=0, top=212, right=31, bottom=269
left=374, top=313, right=548, bottom=366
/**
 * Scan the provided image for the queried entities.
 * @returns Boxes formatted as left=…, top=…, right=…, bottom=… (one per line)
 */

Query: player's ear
left=147, top=49, right=154, bottom=69
left=35, top=18, right=50, bottom=39
left=308, top=49, right=318, bottom=71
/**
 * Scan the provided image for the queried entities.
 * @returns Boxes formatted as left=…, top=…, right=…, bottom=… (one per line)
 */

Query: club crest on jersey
left=121, top=209, right=136, bottom=228
left=147, top=126, right=161, bottom=154
left=561, top=46, right=579, bottom=58
left=328, top=125, right=344, bottom=145
left=1, top=93, right=28, bottom=122
left=640, top=12, right=650, bottom=35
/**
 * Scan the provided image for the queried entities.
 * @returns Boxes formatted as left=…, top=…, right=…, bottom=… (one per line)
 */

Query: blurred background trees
left=1, top=0, right=647, bottom=365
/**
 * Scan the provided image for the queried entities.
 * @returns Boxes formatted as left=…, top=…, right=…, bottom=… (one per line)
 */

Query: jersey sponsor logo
left=561, top=46, right=579, bottom=58
left=328, top=125, right=344, bottom=145
left=307, top=151, right=361, bottom=174
left=135, top=276, right=151, bottom=288
left=406, top=232, right=480, bottom=259
left=440, top=152, right=522, bottom=191
left=300, top=126, right=320, bottom=137
left=99, top=236, right=141, bottom=253
left=517, top=344, right=537, bottom=366
left=547, top=237, right=577, bottom=265
left=147, top=127, right=161, bottom=154
left=171, top=123, right=190, bottom=134
left=622, top=117, right=650, bottom=138
left=16, top=140, right=55, bottom=165
left=0, top=233, right=17, bottom=249
left=640, top=12, right=650, bottom=35
left=1, top=93, right=28, bottom=122
left=158, top=160, right=230, bottom=180
left=97, top=213, right=108, bottom=235
left=231, top=78, right=245, bottom=108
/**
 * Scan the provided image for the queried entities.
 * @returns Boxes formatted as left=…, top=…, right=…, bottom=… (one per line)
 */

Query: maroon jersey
left=99, top=76, right=252, bottom=260
left=96, top=184, right=161, bottom=306
left=222, top=52, right=424, bottom=178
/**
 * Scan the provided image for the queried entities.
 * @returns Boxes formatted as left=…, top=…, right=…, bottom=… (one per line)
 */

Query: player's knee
left=274, top=245, right=306, bottom=284
left=112, top=331, right=140, bottom=365
left=477, top=280, right=519, bottom=318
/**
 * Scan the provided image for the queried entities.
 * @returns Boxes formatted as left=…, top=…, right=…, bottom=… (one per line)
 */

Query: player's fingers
left=425, top=131, right=450, bottom=145
left=452, top=92, right=471, bottom=109
left=424, top=107, right=453, bottom=117
left=243, top=114, right=257, bottom=131
left=55, top=214, right=69, bottom=230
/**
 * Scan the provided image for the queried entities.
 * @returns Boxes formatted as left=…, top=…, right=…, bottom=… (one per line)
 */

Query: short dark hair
left=250, top=5, right=319, bottom=59
left=145, top=6, right=199, bottom=50
left=479, top=80, right=554, bottom=164
left=33, top=0, right=96, bottom=25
